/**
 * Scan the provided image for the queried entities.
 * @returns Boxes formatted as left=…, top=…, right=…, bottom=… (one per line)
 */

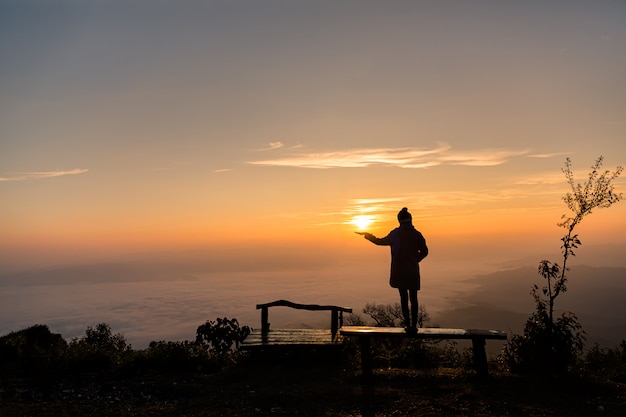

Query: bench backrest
left=256, top=299, right=352, bottom=336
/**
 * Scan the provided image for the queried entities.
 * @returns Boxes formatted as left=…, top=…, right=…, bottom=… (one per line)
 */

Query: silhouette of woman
left=357, top=207, right=428, bottom=332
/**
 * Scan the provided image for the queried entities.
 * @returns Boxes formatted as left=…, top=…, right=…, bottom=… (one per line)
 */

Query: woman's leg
left=409, top=289, right=419, bottom=328
left=398, top=289, right=410, bottom=328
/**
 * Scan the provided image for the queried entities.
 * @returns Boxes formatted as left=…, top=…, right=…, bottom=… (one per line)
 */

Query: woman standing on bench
left=356, top=207, right=429, bottom=333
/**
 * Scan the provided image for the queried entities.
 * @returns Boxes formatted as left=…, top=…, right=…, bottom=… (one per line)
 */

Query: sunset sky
left=2, top=0, right=625, bottom=271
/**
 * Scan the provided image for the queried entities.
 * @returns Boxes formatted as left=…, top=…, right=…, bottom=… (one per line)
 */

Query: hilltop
left=1, top=361, right=625, bottom=417
left=1, top=317, right=625, bottom=416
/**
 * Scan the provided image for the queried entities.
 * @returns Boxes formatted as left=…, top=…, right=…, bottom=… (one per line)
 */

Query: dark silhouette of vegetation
left=0, top=318, right=252, bottom=379
left=543, top=157, right=623, bottom=325
left=583, top=341, right=626, bottom=383
left=134, top=340, right=218, bottom=373
left=1, top=313, right=626, bottom=416
left=67, top=322, right=132, bottom=371
left=0, top=324, right=67, bottom=376
left=504, top=157, right=623, bottom=375
left=360, top=302, right=430, bottom=328
left=196, top=317, right=251, bottom=356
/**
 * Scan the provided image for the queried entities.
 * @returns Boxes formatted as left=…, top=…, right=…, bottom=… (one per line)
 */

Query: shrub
left=581, top=341, right=626, bottom=382
left=67, top=323, right=132, bottom=372
left=132, top=340, right=217, bottom=373
left=345, top=313, right=366, bottom=326
left=503, top=309, right=585, bottom=375
left=0, top=324, right=67, bottom=376
left=0, top=318, right=254, bottom=378
left=196, top=317, right=251, bottom=356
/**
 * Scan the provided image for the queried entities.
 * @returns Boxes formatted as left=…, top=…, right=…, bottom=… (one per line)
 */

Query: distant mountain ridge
left=436, top=264, right=626, bottom=348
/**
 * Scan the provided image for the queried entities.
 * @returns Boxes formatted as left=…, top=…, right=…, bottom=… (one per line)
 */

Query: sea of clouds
left=1, top=244, right=624, bottom=351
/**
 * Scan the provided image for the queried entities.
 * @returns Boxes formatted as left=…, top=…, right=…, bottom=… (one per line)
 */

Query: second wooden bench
left=241, top=300, right=353, bottom=351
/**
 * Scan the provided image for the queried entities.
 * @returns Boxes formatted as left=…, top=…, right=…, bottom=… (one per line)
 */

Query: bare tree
left=535, top=156, right=623, bottom=324
left=506, top=157, right=622, bottom=374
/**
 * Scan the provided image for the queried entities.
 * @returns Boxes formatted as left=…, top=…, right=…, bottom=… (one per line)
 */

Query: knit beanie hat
left=397, top=207, right=412, bottom=223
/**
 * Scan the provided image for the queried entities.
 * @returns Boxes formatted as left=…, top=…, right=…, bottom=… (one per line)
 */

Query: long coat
left=365, top=223, right=428, bottom=290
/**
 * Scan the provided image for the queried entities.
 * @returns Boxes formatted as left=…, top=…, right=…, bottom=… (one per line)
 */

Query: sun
left=351, top=215, right=374, bottom=231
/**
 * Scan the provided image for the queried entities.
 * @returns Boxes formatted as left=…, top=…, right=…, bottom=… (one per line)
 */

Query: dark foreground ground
left=1, top=358, right=625, bottom=417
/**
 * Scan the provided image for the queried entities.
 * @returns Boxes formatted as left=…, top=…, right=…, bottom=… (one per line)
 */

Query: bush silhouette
left=0, top=324, right=67, bottom=376
left=133, top=340, right=217, bottom=373
left=196, top=317, right=251, bottom=356
left=583, top=341, right=626, bottom=382
left=67, top=323, right=132, bottom=372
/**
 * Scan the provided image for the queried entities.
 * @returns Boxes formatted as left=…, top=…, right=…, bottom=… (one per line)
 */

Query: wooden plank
left=339, top=326, right=507, bottom=340
left=254, top=300, right=352, bottom=336
left=241, top=329, right=342, bottom=349
left=256, top=300, right=352, bottom=313
left=339, top=326, right=507, bottom=378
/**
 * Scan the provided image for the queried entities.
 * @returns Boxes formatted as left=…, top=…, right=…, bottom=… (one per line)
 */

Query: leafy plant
left=504, top=157, right=623, bottom=374
left=195, top=317, right=251, bottom=356
left=504, top=307, right=585, bottom=374
left=68, top=323, right=131, bottom=371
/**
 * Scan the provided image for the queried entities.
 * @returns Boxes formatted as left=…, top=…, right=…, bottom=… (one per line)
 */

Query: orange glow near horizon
left=1, top=200, right=625, bottom=272
left=4, top=192, right=625, bottom=251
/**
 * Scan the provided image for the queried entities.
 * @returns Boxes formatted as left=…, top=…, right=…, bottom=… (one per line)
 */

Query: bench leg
left=471, top=337, right=489, bottom=377
left=261, top=307, right=269, bottom=335
left=331, top=309, right=338, bottom=336
left=359, top=336, right=372, bottom=377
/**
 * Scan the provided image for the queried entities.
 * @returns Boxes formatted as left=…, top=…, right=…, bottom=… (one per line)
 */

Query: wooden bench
left=241, top=300, right=353, bottom=351
left=340, top=326, right=507, bottom=377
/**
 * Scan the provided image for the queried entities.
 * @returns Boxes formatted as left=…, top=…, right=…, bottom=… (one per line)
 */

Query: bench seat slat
left=339, top=326, right=508, bottom=377
left=339, top=326, right=507, bottom=340
left=241, top=329, right=342, bottom=349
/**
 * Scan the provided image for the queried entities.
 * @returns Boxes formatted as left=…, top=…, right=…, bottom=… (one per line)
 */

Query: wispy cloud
left=0, top=168, right=88, bottom=182
left=515, top=171, right=567, bottom=185
left=301, top=187, right=550, bottom=228
left=526, top=152, right=571, bottom=159
left=346, top=191, right=520, bottom=213
left=248, top=143, right=530, bottom=169
left=213, top=168, right=233, bottom=173
left=257, top=142, right=285, bottom=151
